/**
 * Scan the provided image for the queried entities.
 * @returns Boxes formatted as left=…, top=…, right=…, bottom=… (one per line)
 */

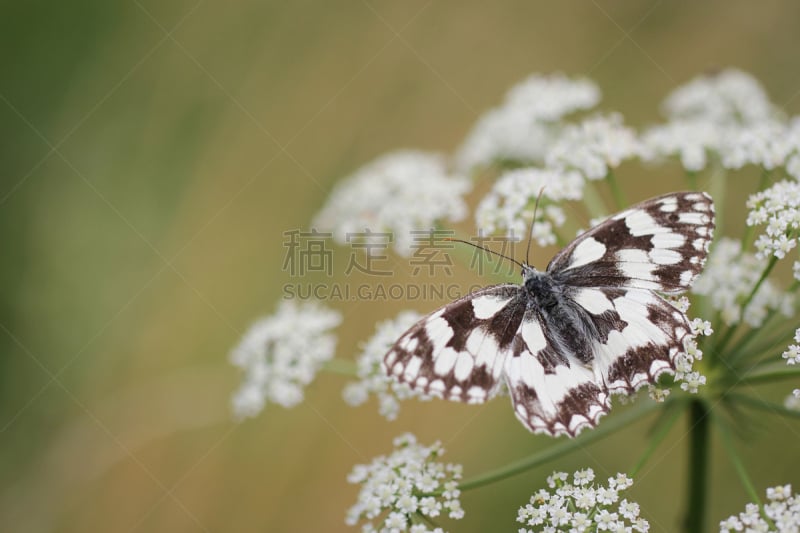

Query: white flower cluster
left=692, top=238, right=794, bottom=326
left=455, top=74, right=600, bottom=171
left=747, top=180, right=800, bottom=261
left=229, top=300, right=342, bottom=419
left=640, top=119, right=721, bottom=172
left=346, top=433, right=464, bottom=533
left=641, top=69, right=800, bottom=175
left=313, top=151, right=471, bottom=256
left=517, top=469, right=649, bottom=532
left=343, top=311, right=433, bottom=420
left=720, top=120, right=800, bottom=173
left=475, top=167, right=584, bottom=245
left=546, top=113, right=641, bottom=181
left=671, top=317, right=713, bottom=394
left=719, top=484, right=800, bottom=532
left=782, top=329, right=800, bottom=365
left=662, top=68, right=776, bottom=125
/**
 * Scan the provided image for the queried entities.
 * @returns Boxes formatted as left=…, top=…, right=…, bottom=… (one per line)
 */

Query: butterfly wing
left=383, top=284, right=526, bottom=404
left=503, top=307, right=611, bottom=437
left=580, top=287, right=691, bottom=394
left=384, top=191, right=715, bottom=438
left=547, top=192, right=714, bottom=293
left=503, top=285, right=693, bottom=437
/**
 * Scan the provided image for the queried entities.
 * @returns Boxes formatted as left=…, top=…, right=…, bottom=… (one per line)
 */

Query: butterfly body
left=383, top=192, right=714, bottom=437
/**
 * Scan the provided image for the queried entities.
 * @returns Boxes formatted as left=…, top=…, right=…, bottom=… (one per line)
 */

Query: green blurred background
left=2, top=1, right=800, bottom=531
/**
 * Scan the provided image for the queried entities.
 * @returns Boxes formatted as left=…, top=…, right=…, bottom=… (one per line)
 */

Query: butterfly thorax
left=522, top=265, right=562, bottom=311
left=522, top=264, right=596, bottom=364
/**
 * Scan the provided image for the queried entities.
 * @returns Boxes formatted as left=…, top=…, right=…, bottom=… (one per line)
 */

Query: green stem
left=716, top=415, right=775, bottom=528
left=729, top=392, right=800, bottom=420
left=322, top=358, right=359, bottom=376
left=728, top=280, right=800, bottom=365
left=713, top=255, right=780, bottom=359
left=708, top=159, right=727, bottom=237
left=684, top=399, right=710, bottom=533
left=726, top=313, right=779, bottom=366
left=685, top=171, right=698, bottom=191
left=458, top=401, right=659, bottom=491
left=740, top=168, right=772, bottom=252
left=605, top=170, right=627, bottom=210
left=581, top=180, right=609, bottom=220
left=733, top=329, right=798, bottom=368
left=733, top=365, right=800, bottom=387
left=630, top=399, right=685, bottom=477
left=413, top=511, right=440, bottom=529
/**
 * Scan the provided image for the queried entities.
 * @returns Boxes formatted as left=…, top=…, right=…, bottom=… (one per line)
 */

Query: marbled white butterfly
left=383, top=192, right=714, bottom=437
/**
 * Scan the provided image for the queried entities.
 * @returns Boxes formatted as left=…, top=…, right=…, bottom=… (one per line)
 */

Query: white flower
left=679, top=371, right=707, bottom=394
left=649, top=385, right=672, bottom=403
left=720, top=120, right=794, bottom=171
left=595, top=509, right=621, bottom=530
left=573, top=468, right=596, bottom=486
left=596, top=486, right=619, bottom=505
left=455, top=107, right=554, bottom=171
left=475, top=167, right=584, bottom=246
left=346, top=434, right=463, bottom=531
left=747, top=180, right=800, bottom=261
left=693, top=238, right=794, bottom=326
left=504, top=74, right=602, bottom=122
left=662, top=69, right=777, bottom=125
left=643, top=70, right=793, bottom=173
left=783, top=338, right=800, bottom=365
left=691, top=318, right=714, bottom=337
left=343, top=311, right=435, bottom=420
left=455, top=74, right=600, bottom=171
left=608, top=474, right=634, bottom=490
left=784, top=393, right=800, bottom=412
left=313, top=151, right=471, bottom=256
left=546, top=113, right=641, bottom=181
left=640, top=119, right=722, bottom=172
left=719, top=515, right=743, bottom=532
left=230, top=300, right=342, bottom=418
left=619, top=499, right=641, bottom=521
left=720, top=484, right=800, bottom=532
left=519, top=470, right=647, bottom=532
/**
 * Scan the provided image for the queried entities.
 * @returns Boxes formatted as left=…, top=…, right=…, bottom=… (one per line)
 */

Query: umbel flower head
left=475, top=167, right=583, bottom=246
left=455, top=73, right=600, bottom=171
left=640, top=68, right=798, bottom=174
left=343, top=311, right=434, bottom=421
left=229, top=300, right=342, bottom=419
left=312, top=150, right=471, bottom=256
left=719, top=484, right=800, bottom=532
left=692, top=238, right=794, bottom=326
left=346, top=433, right=464, bottom=533
left=517, top=469, right=649, bottom=532
left=747, top=179, right=800, bottom=262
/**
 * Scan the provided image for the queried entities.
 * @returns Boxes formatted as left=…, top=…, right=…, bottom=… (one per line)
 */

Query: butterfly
left=382, top=192, right=714, bottom=437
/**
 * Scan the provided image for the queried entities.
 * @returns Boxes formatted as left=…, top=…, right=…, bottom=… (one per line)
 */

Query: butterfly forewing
left=548, top=192, right=714, bottom=293
left=383, top=191, right=715, bottom=438
left=383, top=285, right=525, bottom=404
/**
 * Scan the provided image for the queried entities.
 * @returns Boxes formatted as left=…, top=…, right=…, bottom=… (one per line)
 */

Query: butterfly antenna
left=525, top=187, right=546, bottom=266
left=443, top=237, right=525, bottom=270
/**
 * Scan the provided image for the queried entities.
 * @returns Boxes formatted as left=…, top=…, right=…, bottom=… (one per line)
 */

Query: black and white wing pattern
left=383, top=192, right=715, bottom=437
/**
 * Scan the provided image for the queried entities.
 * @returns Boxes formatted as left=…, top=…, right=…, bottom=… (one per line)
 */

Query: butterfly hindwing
left=503, top=308, right=610, bottom=437
left=586, top=288, right=691, bottom=394
left=383, top=285, right=525, bottom=404
left=547, top=192, right=714, bottom=293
